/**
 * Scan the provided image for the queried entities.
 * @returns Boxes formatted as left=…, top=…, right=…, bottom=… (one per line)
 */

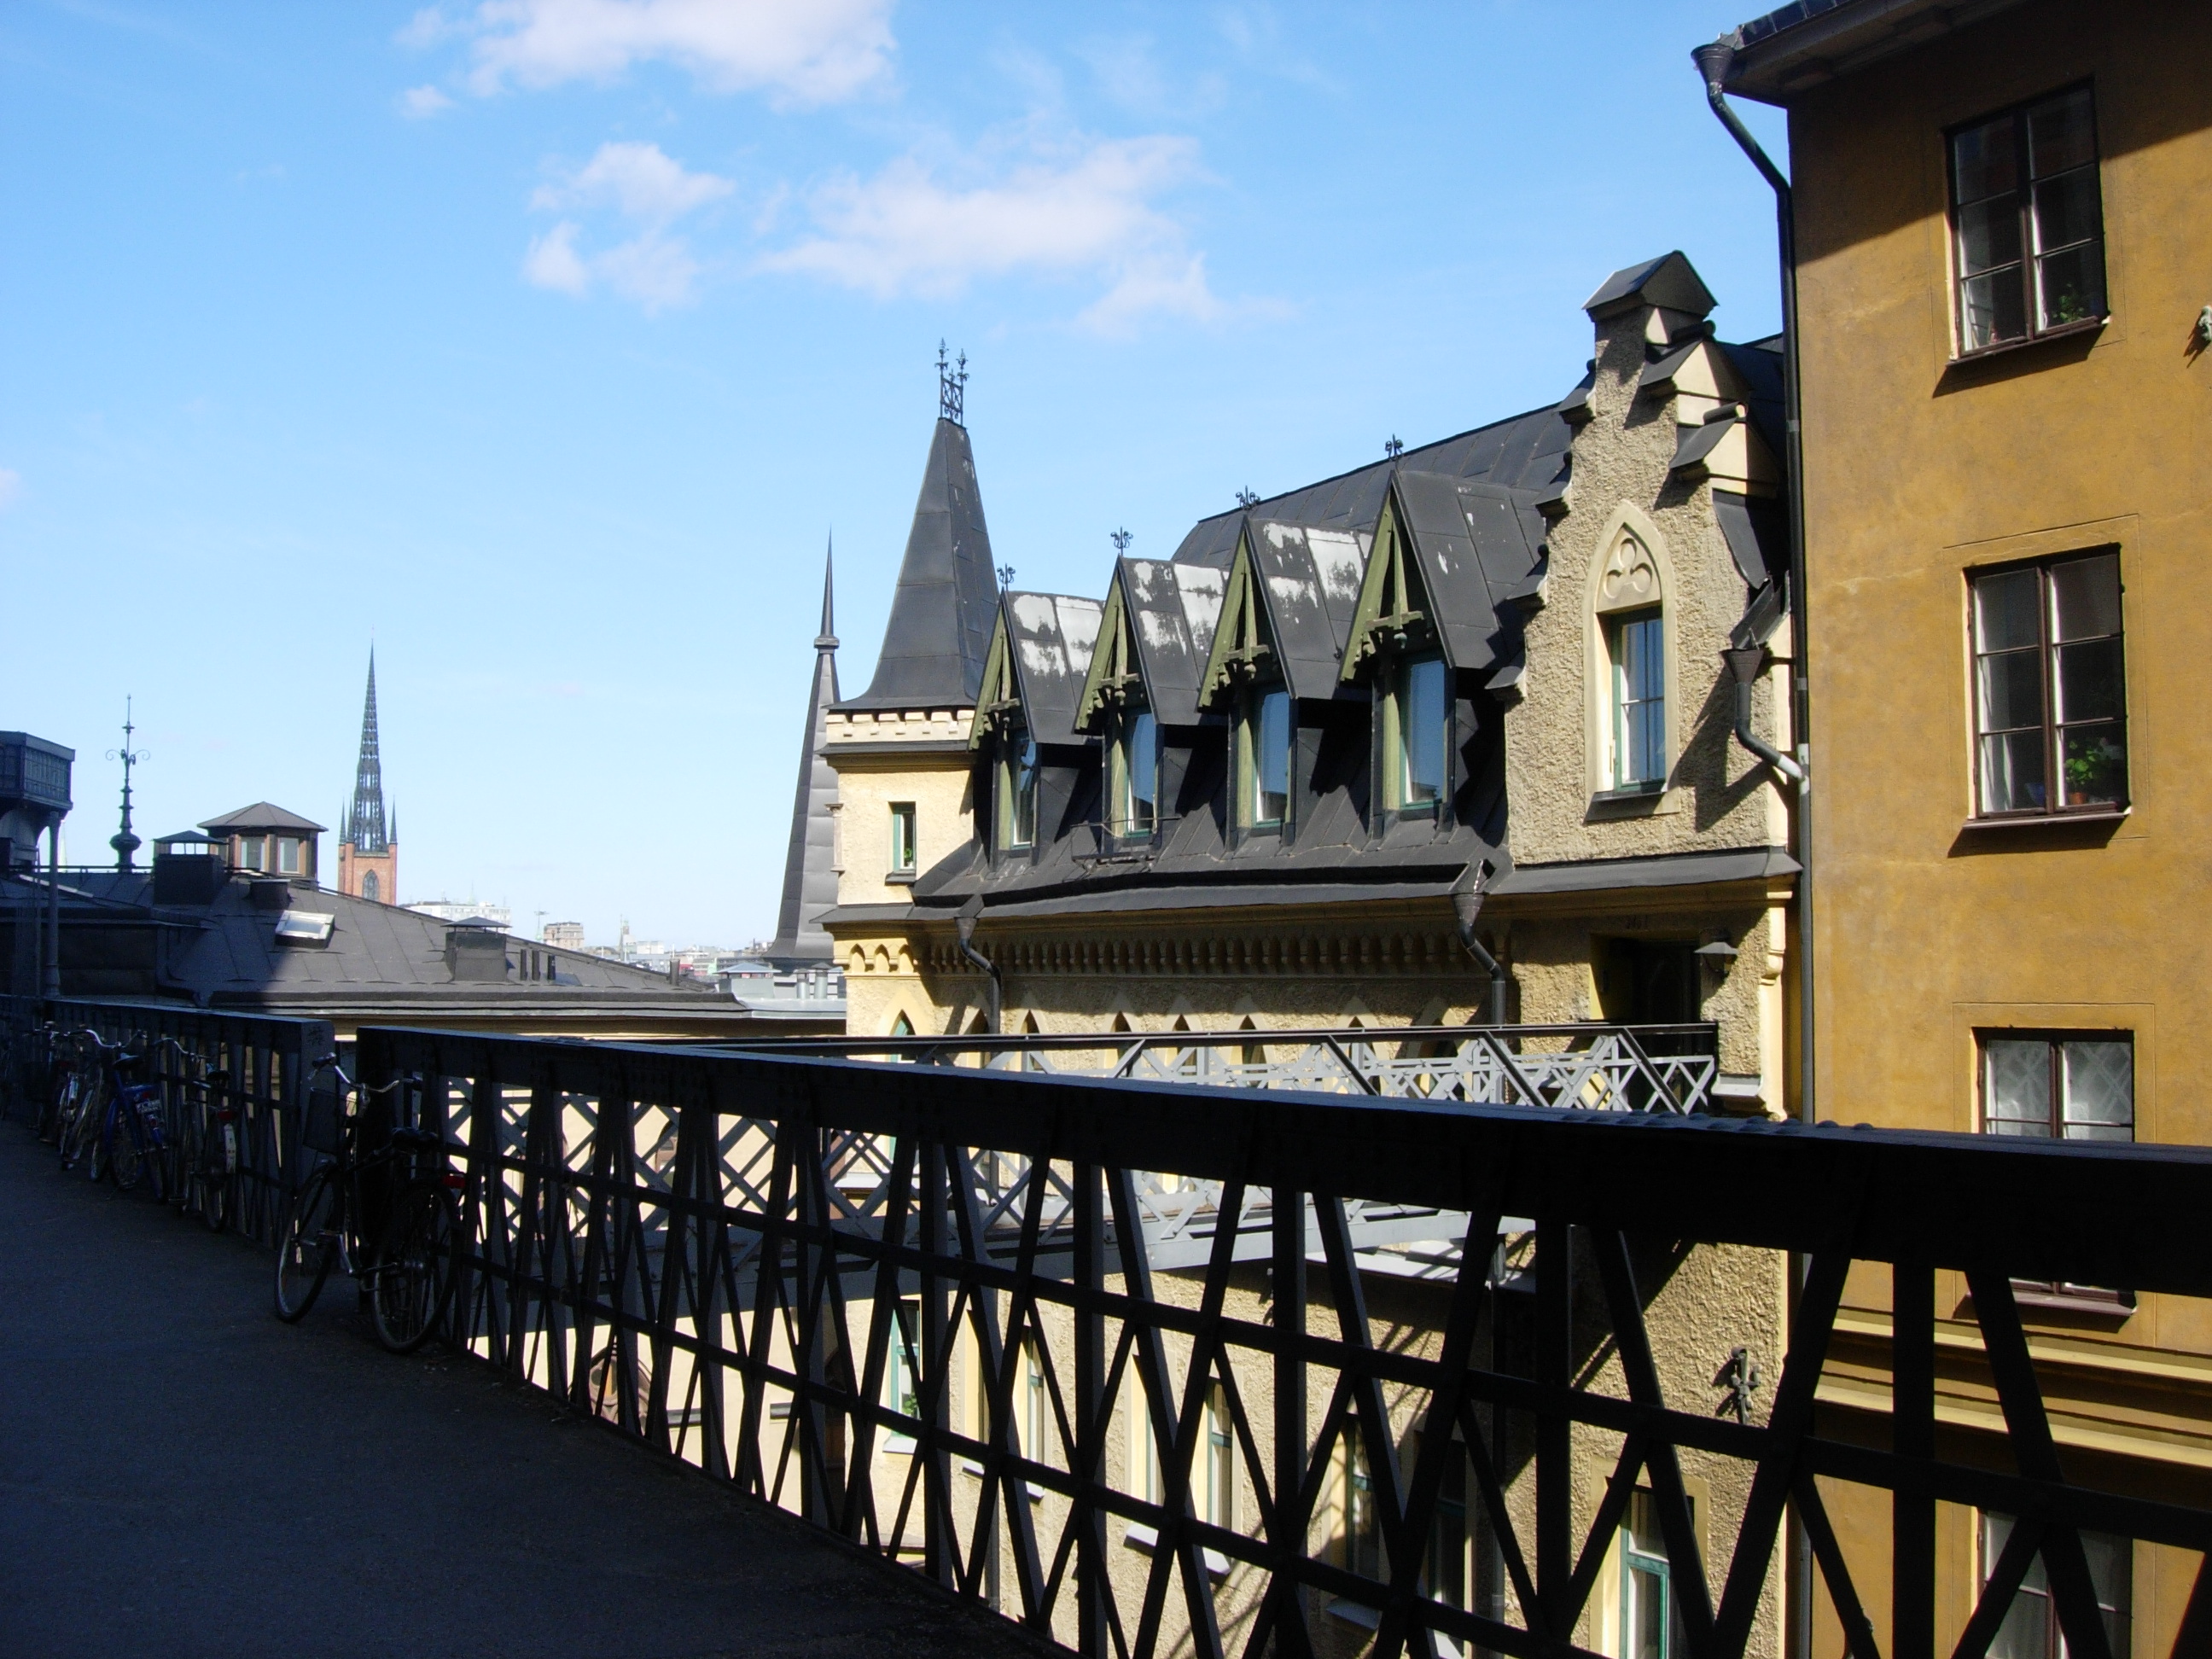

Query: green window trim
left=1109, top=707, right=1160, bottom=840
left=888, top=802, right=917, bottom=875
left=997, top=730, right=1038, bottom=852
left=1235, top=685, right=1292, bottom=830
left=1385, top=655, right=1450, bottom=816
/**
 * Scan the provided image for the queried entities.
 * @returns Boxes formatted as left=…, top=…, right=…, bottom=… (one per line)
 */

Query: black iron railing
left=0, top=993, right=331, bottom=1244
left=351, top=1023, right=2212, bottom=1659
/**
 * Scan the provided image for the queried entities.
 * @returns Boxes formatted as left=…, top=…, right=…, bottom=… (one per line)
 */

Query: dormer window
left=1109, top=707, right=1159, bottom=840
left=238, top=835, right=265, bottom=872
left=1391, top=656, right=1450, bottom=813
left=1238, top=687, right=1292, bottom=830
left=998, top=729, right=1038, bottom=852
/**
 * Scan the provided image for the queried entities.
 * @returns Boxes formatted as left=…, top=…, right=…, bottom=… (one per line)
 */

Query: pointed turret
left=767, top=545, right=842, bottom=965
left=838, top=378, right=999, bottom=711
left=337, top=650, right=399, bottom=904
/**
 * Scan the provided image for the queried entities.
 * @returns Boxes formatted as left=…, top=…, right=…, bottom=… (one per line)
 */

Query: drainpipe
left=954, top=894, right=1000, bottom=1033
left=1723, top=646, right=1805, bottom=783
left=1695, top=36, right=1814, bottom=1129
left=1697, top=44, right=1817, bottom=1659
left=1450, top=864, right=1509, bottom=1026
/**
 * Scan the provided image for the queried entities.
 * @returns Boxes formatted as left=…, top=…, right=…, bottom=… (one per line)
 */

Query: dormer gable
left=1078, top=557, right=1224, bottom=730
left=1341, top=472, right=1547, bottom=684
left=966, top=591, right=1103, bottom=750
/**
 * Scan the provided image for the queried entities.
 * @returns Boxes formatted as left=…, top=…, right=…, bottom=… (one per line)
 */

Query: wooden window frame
left=888, top=802, right=918, bottom=878
left=1977, top=1028, right=2136, bottom=1310
left=1967, top=549, right=2128, bottom=823
left=1605, top=607, right=1667, bottom=795
left=1236, top=683, right=1292, bottom=835
left=1946, top=83, right=2107, bottom=362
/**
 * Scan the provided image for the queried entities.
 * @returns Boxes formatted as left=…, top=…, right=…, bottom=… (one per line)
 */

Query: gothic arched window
left=362, top=871, right=380, bottom=905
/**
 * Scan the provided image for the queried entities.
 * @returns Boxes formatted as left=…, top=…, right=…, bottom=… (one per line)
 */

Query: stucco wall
left=1506, top=300, right=1792, bottom=870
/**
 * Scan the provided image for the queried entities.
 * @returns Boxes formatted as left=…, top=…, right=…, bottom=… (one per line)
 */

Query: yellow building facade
left=1711, top=1, right=2212, bottom=1652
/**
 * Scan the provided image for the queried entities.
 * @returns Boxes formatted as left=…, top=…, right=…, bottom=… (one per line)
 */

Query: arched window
left=361, top=871, right=380, bottom=904
left=1592, top=526, right=1670, bottom=795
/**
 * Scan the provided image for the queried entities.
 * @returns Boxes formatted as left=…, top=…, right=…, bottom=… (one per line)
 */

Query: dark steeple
left=839, top=351, right=999, bottom=711
left=342, top=652, right=388, bottom=855
left=767, top=544, right=841, bottom=965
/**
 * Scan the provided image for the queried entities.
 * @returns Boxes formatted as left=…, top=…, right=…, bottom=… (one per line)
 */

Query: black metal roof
left=768, top=551, right=841, bottom=965
left=199, top=803, right=328, bottom=835
left=1108, top=557, right=1224, bottom=728
left=1388, top=470, right=1548, bottom=678
left=1710, top=0, right=2030, bottom=106
left=1582, top=252, right=1717, bottom=319
left=996, top=591, right=1104, bottom=748
left=840, top=418, right=1001, bottom=712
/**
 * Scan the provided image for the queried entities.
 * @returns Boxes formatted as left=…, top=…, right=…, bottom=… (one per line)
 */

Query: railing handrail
left=731, top=1019, right=1720, bottom=1057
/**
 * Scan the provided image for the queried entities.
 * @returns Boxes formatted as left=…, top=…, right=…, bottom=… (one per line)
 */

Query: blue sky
left=0, top=0, right=1788, bottom=949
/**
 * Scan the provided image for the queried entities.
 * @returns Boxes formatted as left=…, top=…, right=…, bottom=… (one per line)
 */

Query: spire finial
left=1384, top=435, right=1404, bottom=460
left=346, top=649, right=388, bottom=856
left=816, top=535, right=839, bottom=650
left=995, top=563, right=1016, bottom=591
left=938, top=341, right=967, bottom=425
left=1109, top=527, right=1132, bottom=554
left=1235, top=488, right=1259, bottom=509
left=107, top=696, right=148, bottom=872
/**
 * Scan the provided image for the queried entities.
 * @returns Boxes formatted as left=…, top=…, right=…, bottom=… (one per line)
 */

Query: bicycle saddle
left=387, top=1126, right=442, bottom=1153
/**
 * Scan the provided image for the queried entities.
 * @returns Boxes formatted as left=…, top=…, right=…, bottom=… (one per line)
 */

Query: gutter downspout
left=1696, top=36, right=1813, bottom=1129
left=1723, top=647, right=1806, bottom=783
left=1451, top=864, right=1510, bottom=1026
left=1697, top=44, right=1816, bottom=1659
left=955, top=894, right=1001, bottom=1033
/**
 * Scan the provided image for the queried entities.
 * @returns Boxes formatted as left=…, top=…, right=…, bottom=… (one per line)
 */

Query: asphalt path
left=0, top=1121, right=1041, bottom=1659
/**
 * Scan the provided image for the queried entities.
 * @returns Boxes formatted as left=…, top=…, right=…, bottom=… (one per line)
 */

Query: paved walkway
left=0, top=1124, right=1041, bottom=1659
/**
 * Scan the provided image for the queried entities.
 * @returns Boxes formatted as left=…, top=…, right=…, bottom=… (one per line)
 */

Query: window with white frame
left=998, top=729, right=1038, bottom=852
left=1608, top=609, right=1667, bottom=792
left=882, top=1297, right=921, bottom=1451
left=238, top=835, right=265, bottom=871
left=1113, top=707, right=1160, bottom=839
left=276, top=837, right=301, bottom=875
left=1239, top=685, right=1292, bottom=830
left=1392, top=656, right=1449, bottom=814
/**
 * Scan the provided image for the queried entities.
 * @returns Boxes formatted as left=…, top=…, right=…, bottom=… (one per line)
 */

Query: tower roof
left=343, top=651, right=389, bottom=854
left=767, top=544, right=841, bottom=965
left=837, top=416, right=1000, bottom=712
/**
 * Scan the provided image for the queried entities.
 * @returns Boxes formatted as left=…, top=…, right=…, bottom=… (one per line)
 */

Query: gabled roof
left=201, top=803, right=327, bottom=835
left=970, top=591, right=1103, bottom=748
left=1582, top=251, right=1718, bottom=320
left=1340, top=471, right=1547, bottom=683
left=1078, top=557, right=1225, bottom=730
left=1202, top=519, right=1369, bottom=703
left=841, top=417, right=1000, bottom=712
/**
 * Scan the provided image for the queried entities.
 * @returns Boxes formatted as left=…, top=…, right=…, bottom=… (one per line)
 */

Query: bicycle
left=65, top=1029, right=173, bottom=1198
left=272, top=1056, right=461, bottom=1354
left=50, top=1030, right=114, bottom=1175
left=178, top=1058, right=239, bottom=1232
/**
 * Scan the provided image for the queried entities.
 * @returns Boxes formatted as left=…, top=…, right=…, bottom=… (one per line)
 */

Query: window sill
left=885, top=870, right=918, bottom=886
left=1961, top=806, right=2128, bottom=832
left=1949, top=313, right=2108, bottom=369
left=1586, top=784, right=1670, bottom=821
left=1327, top=1599, right=1382, bottom=1630
left=1122, top=1525, right=1227, bottom=1577
left=2009, top=1284, right=2137, bottom=1323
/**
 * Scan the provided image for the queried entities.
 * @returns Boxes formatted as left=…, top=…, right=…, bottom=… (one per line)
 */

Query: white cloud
left=532, top=138, right=732, bottom=224
left=759, top=136, right=1232, bottom=328
left=412, top=0, right=894, bottom=104
left=0, top=469, right=20, bottom=510
left=523, top=142, right=730, bottom=311
left=399, top=83, right=455, bottom=118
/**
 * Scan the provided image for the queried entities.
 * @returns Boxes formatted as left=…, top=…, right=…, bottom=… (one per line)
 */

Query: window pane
left=2054, top=637, right=2123, bottom=723
left=1957, top=197, right=2023, bottom=276
left=1612, top=614, right=1665, bottom=788
left=1257, top=690, right=1290, bottom=824
left=1977, top=649, right=2044, bottom=733
left=1976, top=568, right=2042, bottom=652
left=2036, top=242, right=2105, bottom=329
left=1125, top=711, right=1158, bottom=832
left=1962, top=271, right=2029, bottom=350
left=1400, top=657, right=1448, bottom=805
left=2059, top=724, right=2127, bottom=806
left=2028, top=88, right=2096, bottom=178
left=2050, top=554, right=2121, bottom=640
left=2061, top=1040, right=2133, bottom=1138
left=1980, top=730, right=2047, bottom=813
left=2031, top=169, right=2100, bottom=253
left=1953, top=115, right=2019, bottom=202
left=1984, top=1039, right=2052, bottom=1133
left=1009, top=736, right=1038, bottom=847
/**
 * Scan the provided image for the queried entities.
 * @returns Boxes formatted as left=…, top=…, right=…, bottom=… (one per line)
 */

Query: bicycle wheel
left=274, top=1167, right=338, bottom=1323
left=105, top=1103, right=143, bottom=1192
left=370, top=1181, right=458, bottom=1354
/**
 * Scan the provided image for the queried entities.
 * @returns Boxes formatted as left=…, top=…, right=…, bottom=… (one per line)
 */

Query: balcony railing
left=8, top=996, right=2211, bottom=1659
left=753, top=1021, right=1726, bottom=1114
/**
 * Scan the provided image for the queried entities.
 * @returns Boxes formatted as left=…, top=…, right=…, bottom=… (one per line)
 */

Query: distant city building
left=335, top=652, right=398, bottom=906
left=541, top=921, right=585, bottom=952
left=406, top=898, right=511, bottom=930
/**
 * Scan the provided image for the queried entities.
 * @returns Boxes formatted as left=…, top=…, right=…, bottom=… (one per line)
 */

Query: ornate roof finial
left=995, top=563, right=1016, bottom=590
left=937, top=341, right=968, bottom=425
left=1109, top=527, right=1132, bottom=554
left=107, top=696, right=148, bottom=872
left=1235, top=488, right=1259, bottom=509
left=1384, top=435, right=1404, bottom=460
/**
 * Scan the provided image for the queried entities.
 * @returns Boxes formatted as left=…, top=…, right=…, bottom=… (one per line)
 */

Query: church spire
left=768, top=540, right=841, bottom=965
left=347, top=651, right=387, bottom=855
